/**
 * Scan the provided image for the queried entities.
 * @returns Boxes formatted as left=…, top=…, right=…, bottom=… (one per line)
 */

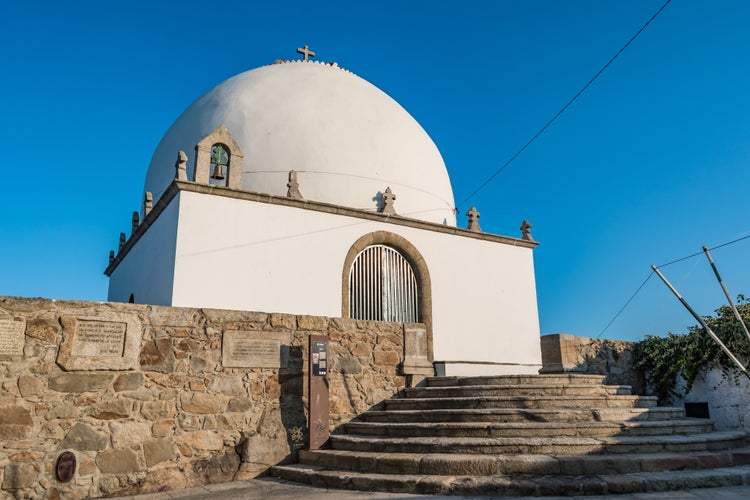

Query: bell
left=211, top=163, right=225, bottom=180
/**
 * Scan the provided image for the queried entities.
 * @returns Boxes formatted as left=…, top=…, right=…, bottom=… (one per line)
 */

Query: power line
left=595, top=231, right=750, bottom=338
left=596, top=272, right=653, bottom=338
left=458, top=0, right=673, bottom=208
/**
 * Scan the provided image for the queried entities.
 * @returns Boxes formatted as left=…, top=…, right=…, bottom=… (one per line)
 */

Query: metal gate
left=348, top=245, right=419, bottom=323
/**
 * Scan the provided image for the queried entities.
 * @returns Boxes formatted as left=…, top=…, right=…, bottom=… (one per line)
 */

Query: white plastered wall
left=107, top=195, right=180, bottom=306
left=169, top=192, right=541, bottom=375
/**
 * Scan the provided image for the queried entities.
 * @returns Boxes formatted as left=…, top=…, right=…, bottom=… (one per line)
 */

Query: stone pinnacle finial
left=118, top=232, right=126, bottom=252
left=520, top=220, right=535, bottom=242
left=381, top=187, right=396, bottom=215
left=466, top=206, right=482, bottom=233
left=131, top=211, right=140, bottom=235
left=109, top=250, right=115, bottom=264
left=175, top=151, right=188, bottom=181
left=287, top=170, right=303, bottom=199
left=144, top=192, right=154, bottom=216
left=296, top=45, right=315, bottom=61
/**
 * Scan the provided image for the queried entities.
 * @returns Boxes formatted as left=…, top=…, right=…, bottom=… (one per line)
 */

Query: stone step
left=344, top=419, right=715, bottom=438
left=329, top=431, right=748, bottom=455
left=384, top=394, right=658, bottom=411
left=360, top=407, right=686, bottom=423
left=297, top=446, right=750, bottom=476
left=403, top=384, right=632, bottom=398
left=427, top=374, right=607, bottom=387
left=271, top=463, right=750, bottom=496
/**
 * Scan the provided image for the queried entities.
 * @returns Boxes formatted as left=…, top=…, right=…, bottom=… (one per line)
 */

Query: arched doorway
left=348, top=244, right=419, bottom=323
left=342, top=231, right=433, bottom=362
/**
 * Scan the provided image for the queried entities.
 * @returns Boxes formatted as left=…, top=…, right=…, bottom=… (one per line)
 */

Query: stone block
left=48, top=373, right=112, bottom=393
left=109, top=421, right=151, bottom=447
left=113, top=372, right=144, bottom=392
left=140, top=337, right=174, bottom=373
left=2, top=463, right=37, bottom=490
left=24, top=314, right=59, bottom=343
left=89, top=399, right=132, bottom=420
left=60, top=423, right=108, bottom=451
left=374, top=350, right=400, bottom=366
left=190, top=350, right=220, bottom=373
left=152, top=419, right=175, bottom=438
left=45, top=403, right=78, bottom=420
left=141, top=400, right=176, bottom=420
left=18, top=375, right=45, bottom=397
left=96, top=448, right=140, bottom=474
left=336, top=356, right=362, bottom=374
left=180, top=392, right=226, bottom=414
left=298, top=315, right=328, bottom=331
left=192, top=450, right=241, bottom=484
left=0, top=406, right=33, bottom=439
left=139, top=468, right=187, bottom=494
left=377, top=333, right=401, bottom=346
left=498, top=455, right=560, bottom=474
left=176, top=431, right=224, bottom=451
left=237, top=434, right=290, bottom=467
left=227, top=397, right=253, bottom=413
left=270, top=313, right=295, bottom=330
left=419, top=454, right=497, bottom=475
left=540, top=334, right=585, bottom=373
left=144, top=439, right=175, bottom=467
left=640, top=454, right=701, bottom=472
left=402, top=327, right=433, bottom=376
left=329, top=317, right=357, bottom=332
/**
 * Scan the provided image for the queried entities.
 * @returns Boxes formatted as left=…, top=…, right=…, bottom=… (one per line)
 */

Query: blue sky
left=1, top=1, right=749, bottom=342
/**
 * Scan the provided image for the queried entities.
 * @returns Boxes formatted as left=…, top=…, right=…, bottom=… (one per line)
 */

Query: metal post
left=702, top=246, right=750, bottom=343
left=651, top=265, right=747, bottom=373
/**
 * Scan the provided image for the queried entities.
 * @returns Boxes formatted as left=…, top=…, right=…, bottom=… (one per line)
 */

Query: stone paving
left=116, top=477, right=750, bottom=499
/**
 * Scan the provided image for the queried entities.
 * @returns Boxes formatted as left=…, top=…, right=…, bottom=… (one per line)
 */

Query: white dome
left=145, top=60, right=456, bottom=226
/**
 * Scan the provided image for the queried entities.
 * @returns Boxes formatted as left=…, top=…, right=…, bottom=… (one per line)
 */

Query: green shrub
left=630, top=296, right=750, bottom=402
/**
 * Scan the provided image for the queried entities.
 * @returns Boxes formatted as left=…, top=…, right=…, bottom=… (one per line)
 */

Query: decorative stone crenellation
left=286, top=170, right=303, bottom=199
left=520, top=219, right=534, bottom=241
left=0, top=295, right=412, bottom=498
left=380, top=187, right=396, bottom=215
left=131, top=211, right=139, bottom=235
left=175, top=151, right=188, bottom=181
left=465, top=206, right=481, bottom=232
left=144, top=192, right=154, bottom=216
left=118, top=232, right=126, bottom=252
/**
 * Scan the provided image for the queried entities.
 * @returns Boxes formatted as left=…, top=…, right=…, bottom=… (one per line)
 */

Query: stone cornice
left=105, top=180, right=539, bottom=276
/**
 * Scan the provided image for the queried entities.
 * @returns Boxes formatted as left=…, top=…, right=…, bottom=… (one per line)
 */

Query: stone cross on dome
left=296, top=45, right=316, bottom=61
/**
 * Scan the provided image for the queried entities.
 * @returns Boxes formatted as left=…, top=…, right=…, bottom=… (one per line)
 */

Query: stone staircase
left=271, top=374, right=750, bottom=496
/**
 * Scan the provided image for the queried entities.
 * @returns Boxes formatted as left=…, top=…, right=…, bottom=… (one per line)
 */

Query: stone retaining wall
left=540, top=333, right=645, bottom=395
left=0, top=297, right=412, bottom=498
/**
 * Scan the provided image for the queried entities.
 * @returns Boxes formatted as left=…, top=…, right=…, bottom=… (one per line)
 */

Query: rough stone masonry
left=0, top=296, right=413, bottom=498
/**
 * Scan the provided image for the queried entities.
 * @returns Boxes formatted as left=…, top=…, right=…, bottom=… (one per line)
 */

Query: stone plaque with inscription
left=222, top=331, right=287, bottom=368
left=57, top=315, right=142, bottom=371
left=71, top=321, right=127, bottom=357
left=0, top=318, right=26, bottom=359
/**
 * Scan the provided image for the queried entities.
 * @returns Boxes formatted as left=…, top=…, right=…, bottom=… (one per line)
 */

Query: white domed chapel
left=106, top=52, right=542, bottom=376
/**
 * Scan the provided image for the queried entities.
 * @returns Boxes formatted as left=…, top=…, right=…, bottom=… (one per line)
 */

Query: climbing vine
left=630, top=296, right=750, bottom=402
